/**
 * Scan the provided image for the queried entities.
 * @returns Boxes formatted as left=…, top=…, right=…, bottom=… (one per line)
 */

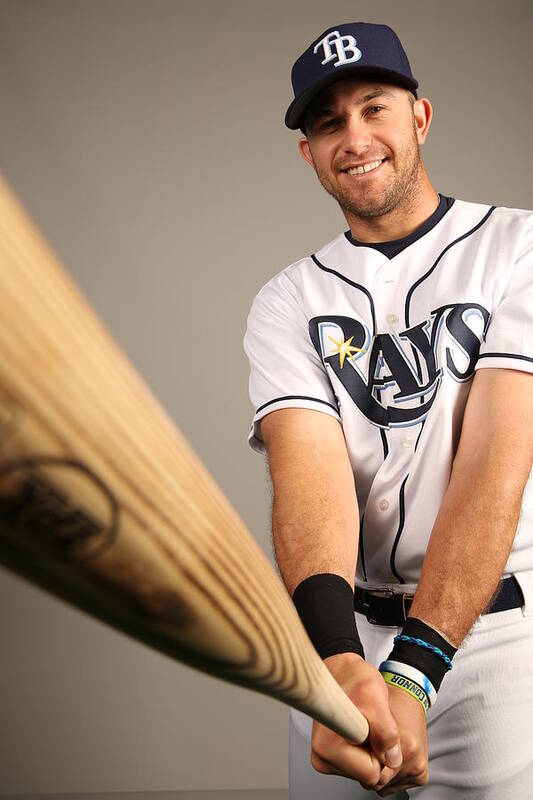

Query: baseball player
left=244, top=21, right=533, bottom=799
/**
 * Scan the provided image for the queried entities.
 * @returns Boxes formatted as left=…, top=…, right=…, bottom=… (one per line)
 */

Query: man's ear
left=413, top=98, right=433, bottom=145
left=299, top=136, right=315, bottom=168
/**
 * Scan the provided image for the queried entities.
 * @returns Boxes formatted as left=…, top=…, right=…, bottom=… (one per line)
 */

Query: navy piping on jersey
left=390, top=475, right=410, bottom=584
left=385, top=208, right=498, bottom=580
left=405, top=205, right=497, bottom=329
left=405, top=204, right=497, bottom=406
left=255, top=394, right=339, bottom=415
left=379, top=428, right=389, bottom=459
left=344, top=194, right=456, bottom=260
left=311, top=254, right=377, bottom=333
left=412, top=347, right=425, bottom=405
left=478, top=352, right=533, bottom=364
left=414, top=420, right=425, bottom=451
left=359, top=512, right=368, bottom=583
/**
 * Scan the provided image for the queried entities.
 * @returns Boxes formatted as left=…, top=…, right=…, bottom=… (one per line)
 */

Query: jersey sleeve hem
left=247, top=395, right=342, bottom=454
left=475, top=353, right=533, bottom=374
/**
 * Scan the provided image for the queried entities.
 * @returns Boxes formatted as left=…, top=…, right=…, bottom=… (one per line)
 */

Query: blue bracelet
left=393, top=634, right=453, bottom=670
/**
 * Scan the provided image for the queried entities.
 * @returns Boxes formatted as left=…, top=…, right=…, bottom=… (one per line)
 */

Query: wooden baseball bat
left=0, top=172, right=369, bottom=746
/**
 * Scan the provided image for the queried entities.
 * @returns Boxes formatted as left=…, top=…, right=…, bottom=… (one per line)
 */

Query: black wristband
left=386, top=617, right=457, bottom=693
left=292, top=573, right=365, bottom=660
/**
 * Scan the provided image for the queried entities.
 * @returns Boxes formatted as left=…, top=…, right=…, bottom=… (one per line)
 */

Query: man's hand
left=310, top=652, right=403, bottom=788
left=372, top=682, right=429, bottom=796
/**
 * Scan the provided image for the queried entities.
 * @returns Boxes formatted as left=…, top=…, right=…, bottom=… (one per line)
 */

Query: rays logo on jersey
left=309, top=302, right=490, bottom=428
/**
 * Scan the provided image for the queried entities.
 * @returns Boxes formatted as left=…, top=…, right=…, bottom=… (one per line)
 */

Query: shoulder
left=454, top=197, right=533, bottom=239
left=491, top=204, right=533, bottom=258
left=247, top=231, right=347, bottom=313
left=440, top=198, right=533, bottom=271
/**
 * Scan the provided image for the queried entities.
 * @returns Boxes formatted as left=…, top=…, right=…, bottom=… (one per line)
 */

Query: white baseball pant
left=289, top=571, right=533, bottom=800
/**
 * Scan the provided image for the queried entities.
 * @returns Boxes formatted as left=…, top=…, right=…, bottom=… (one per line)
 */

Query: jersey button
left=378, top=499, right=390, bottom=511
left=386, top=314, right=399, bottom=325
left=401, top=436, right=414, bottom=448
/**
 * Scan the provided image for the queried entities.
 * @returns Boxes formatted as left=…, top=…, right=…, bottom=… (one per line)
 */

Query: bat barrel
left=0, top=173, right=369, bottom=747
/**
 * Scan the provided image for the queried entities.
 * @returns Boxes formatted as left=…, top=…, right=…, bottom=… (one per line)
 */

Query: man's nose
left=342, top=117, right=372, bottom=154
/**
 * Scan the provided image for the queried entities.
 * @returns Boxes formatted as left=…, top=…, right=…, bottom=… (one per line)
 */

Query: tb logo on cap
left=313, top=31, right=362, bottom=67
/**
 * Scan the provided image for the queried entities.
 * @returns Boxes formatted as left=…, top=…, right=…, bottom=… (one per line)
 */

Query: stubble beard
left=311, top=124, right=423, bottom=220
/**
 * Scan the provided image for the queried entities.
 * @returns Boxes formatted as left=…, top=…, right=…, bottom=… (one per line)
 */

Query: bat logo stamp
left=0, top=456, right=119, bottom=562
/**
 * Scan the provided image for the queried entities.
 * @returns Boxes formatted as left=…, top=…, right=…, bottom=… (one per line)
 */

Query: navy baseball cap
left=285, top=22, right=419, bottom=130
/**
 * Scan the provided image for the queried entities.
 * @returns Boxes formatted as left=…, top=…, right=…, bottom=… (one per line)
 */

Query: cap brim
left=285, top=66, right=419, bottom=130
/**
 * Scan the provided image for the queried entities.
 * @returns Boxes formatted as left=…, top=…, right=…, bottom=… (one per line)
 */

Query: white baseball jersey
left=244, top=196, right=533, bottom=593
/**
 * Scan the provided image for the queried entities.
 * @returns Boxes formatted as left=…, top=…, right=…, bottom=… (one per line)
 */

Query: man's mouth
left=343, top=158, right=387, bottom=176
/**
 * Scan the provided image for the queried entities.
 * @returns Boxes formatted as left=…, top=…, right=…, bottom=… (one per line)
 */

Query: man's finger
left=377, top=764, right=430, bottom=796
left=311, top=729, right=382, bottom=786
left=375, top=764, right=401, bottom=791
left=356, top=685, right=403, bottom=768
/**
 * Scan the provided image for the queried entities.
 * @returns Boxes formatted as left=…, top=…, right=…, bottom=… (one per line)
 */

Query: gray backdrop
left=0, top=0, right=531, bottom=794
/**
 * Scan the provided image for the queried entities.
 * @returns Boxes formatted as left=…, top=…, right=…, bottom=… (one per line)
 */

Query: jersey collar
left=344, top=194, right=455, bottom=259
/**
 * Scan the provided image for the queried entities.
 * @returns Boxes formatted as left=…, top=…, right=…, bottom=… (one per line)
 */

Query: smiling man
left=244, top=22, right=533, bottom=799
left=299, top=81, right=433, bottom=240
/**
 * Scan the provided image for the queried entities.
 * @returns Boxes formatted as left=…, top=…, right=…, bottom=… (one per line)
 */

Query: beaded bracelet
left=393, top=634, right=453, bottom=670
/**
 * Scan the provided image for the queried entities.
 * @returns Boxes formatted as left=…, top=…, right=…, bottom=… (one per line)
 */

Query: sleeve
left=475, top=222, right=533, bottom=374
left=243, top=272, right=341, bottom=455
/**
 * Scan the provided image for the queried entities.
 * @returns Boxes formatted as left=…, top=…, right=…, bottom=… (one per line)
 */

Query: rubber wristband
left=379, top=659, right=437, bottom=708
left=292, top=573, right=365, bottom=660
left=387, top=617, right=457, bottom=693
left=380, top=670, right=429, bottom=714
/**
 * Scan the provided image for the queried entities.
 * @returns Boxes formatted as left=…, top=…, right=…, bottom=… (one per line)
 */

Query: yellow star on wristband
left=328, top=334, right=365, bottom=368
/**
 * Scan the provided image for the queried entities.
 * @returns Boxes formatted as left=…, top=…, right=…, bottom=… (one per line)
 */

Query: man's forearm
left=271, top=446, right=359, bottom=596
left=409, top=448, right=531, bottom=648
left=261, top=410, right=359, bottom=597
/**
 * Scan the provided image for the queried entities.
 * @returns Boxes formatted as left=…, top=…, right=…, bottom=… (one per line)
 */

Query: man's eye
left=367, top=105, right=384, bottom=115
left=319, top=118, right=340, bottom=131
